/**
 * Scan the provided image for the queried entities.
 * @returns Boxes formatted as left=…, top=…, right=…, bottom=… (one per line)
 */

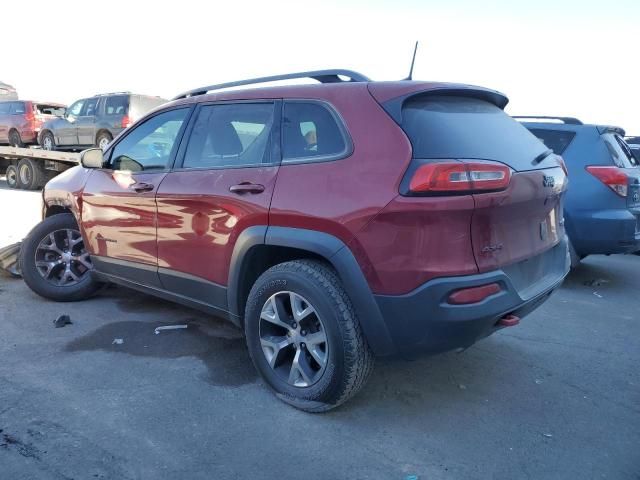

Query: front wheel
left=244, top=259, right=374, bottom=412
left=20, top=213, right=101, bottom=301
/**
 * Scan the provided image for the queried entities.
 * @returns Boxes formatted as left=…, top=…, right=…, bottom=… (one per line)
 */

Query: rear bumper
left=570, top=208, right=640, bottom=255
left=372, top=236, right=570, bottom=358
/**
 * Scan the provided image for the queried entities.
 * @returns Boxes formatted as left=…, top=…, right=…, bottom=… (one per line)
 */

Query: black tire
left=17, top=158, right=45, bottom=190
left=244, top=259, right=374, bottom=413
left=41, top=130, right=56, bottom=151
left=20, top=213, right=101, bottom=302
left=8, top=129, right=24, bottom=148
left=96, top=131, right=113, bottom=151
left=5, top=164, right=18, bottom=188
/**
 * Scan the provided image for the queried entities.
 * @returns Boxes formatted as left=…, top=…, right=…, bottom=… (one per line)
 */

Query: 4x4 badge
left=542, top=175, right=555, bottom=188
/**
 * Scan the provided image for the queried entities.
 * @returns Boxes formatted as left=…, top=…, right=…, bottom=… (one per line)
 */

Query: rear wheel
left=8, top=130, right=24, bottom=148
left=20, top=213, right=101, bottom=301
left=96, top=131, right=113, bottom=151
left=244, top=259, right=374, bottom=412
left=17, top=158, right=45, bottom=190
left=41, top=131, right=55, bottom=151
left=5, top=165, right=18, bottom=188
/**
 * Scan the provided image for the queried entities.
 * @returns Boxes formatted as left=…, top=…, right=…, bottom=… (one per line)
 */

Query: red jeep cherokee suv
left=20, top=70, right=570, bottom=412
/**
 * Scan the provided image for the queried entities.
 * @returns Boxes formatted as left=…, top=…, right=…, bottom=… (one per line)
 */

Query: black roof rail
left=172, top=69, right=372, bottom=100
left=512, top=116, right=583, bottom=125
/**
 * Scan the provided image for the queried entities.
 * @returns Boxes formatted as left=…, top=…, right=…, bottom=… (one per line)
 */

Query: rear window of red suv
left=401, top=95, right=547, bottom=170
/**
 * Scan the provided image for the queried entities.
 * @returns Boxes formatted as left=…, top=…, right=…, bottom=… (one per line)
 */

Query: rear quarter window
left=401, top=96, right=547, bottom=169
left=527, top=128, right=576, bottom=155
left=105, top=95, right=129, bottom=115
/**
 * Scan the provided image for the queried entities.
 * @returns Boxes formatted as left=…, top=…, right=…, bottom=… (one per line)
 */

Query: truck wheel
left=244, top=259, right=374, bottom=413
left=5, top=165, right=18, bottom=188
left=41, top=131, right=56, bottom=151
left=96, top=131, right=113, bottom=151
left=9, top=130, right=24, bottom=148
left=17, top=158, right=45, bottom=190
left=20, top=213, right=101, bottom=302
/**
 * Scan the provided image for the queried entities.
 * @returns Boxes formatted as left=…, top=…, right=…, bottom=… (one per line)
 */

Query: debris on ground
left=154, top=325, right=188, bottom=335
left=583, top=278, right=609, bottom=287
left=0, top=242, right=22, bottom=278
left=53, top=315, right=72, bottom=328
left=593, top=292, right=603, bottom=298
left=542, top=433, right=553, bottom=438
left=535, top=379, right=543, bottom=385
left=112, top=338, right=124, bottom=345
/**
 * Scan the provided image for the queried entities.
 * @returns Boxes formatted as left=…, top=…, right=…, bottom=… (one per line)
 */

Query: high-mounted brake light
left=409, top=161, right=511, bottom=194
left=586, top=166, right=628, bottom=197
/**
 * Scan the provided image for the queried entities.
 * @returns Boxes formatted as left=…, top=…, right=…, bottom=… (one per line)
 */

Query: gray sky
left=2, top=0, right=639, bottom=133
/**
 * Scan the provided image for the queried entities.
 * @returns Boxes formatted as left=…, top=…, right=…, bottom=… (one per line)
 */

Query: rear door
left=81, top=107, right=192, bottom=287
left=400, top=95, right=567, bottom=272
left=76, top=97, right=100, bottom=145
left=155, top=101, right=280, bottom=305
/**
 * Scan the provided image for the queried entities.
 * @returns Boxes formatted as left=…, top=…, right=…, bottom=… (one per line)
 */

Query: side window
left=81, top=98, right=99, bottom=117
left=11, top=102, right=25, bottom=114
left=528, top=129, right=576, bottom=155
left=0, top=102, right=10, bottom=114
left=109, top=108, right=189, bottom=172
left=282, top=102, right=348, bottom=161
left=105, top=95, right=129, bottom=115
left=67, top=100, right=85, bottom=117
left=182, top=103, right=274, bottom=169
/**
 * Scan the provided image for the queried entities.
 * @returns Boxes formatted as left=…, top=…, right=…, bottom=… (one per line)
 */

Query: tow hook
left=497, top=314, right=520, bottom=327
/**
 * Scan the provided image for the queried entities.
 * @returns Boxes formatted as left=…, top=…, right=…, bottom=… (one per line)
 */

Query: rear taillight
left=121, top=115, right=132, bottom=128
left=586, top=166, right=628, bottom=197
left=25, top=107, right=35, bottom=127
left=408, top=161, right=511, bottom=194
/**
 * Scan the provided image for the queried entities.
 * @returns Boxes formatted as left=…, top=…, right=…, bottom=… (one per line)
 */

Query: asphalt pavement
left=0, top=175, right=638, bottom=479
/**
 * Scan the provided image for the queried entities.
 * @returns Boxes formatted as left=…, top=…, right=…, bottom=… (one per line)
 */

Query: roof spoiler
left=597, top=125, right=625, bottom=136
left=513, top=116, right=583, bottom=125
left=173, top=69, right=371, bottom=100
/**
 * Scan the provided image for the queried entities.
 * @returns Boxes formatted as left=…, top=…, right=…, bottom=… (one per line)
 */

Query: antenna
left=405, top=41, right=419, bottom=80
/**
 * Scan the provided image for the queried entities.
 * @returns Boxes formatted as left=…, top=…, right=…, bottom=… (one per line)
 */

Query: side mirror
left=80, top=148, right=104, bottom=169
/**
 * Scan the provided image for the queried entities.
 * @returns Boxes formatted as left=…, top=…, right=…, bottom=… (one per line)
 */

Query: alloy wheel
left=259, top=291, right=328, bottom=387
left=98, top=137, right=110, bottom=151
left=43, top=136, right=53, bottom=150
left=35, top=229, right=92, bottom=286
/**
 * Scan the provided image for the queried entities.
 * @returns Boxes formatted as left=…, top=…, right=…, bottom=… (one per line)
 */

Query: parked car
left=0, top=81, right=18, bottom=100
left=39, top=92, right=167, bottom=151
left=0, top=100, right=66, bottom=147
left=516, top=116, right=640, bottom=265
left=20, top=70, right=570, bottom=412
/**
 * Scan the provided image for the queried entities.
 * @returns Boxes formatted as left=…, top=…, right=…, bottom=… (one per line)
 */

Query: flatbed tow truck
left=0, top=146, right=80, bottom=190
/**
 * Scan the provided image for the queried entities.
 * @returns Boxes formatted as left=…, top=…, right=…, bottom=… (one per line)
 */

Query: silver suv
left=39, top=92, right=167, bottom=151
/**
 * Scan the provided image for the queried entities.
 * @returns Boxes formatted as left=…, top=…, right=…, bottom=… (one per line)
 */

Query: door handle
left=132, top=182, right=155, bottom=193
left=229, top=183, right=265, bottom=194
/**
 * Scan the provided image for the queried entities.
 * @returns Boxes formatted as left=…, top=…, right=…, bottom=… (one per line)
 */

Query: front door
left=81, top=107, right=192, bottom=287
left=75, top=97, right=99, bottom=146
left=56, top=99, right=85, bottom=146
left=155, top=101, right=280, bottom=307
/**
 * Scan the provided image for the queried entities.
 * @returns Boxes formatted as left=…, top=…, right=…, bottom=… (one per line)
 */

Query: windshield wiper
left=532, top=148, right=553, bottom=165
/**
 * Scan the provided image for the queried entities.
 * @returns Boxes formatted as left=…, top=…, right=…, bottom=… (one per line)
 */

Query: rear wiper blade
left=532, top=148, right=553, bottom=164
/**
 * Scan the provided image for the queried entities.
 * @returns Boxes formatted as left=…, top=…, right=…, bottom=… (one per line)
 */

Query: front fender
left=43, top=166, right=93, bottom=221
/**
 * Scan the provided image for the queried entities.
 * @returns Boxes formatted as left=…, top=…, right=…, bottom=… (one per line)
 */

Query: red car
left=20, top=70, right=570, bottom=411
left=0, top=100, right=66, bottom=147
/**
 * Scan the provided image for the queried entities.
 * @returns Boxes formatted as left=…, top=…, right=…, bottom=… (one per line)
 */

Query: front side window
left=82, top=98, right=99, bottom=117
left=67, top=100, right=85, bottom=117
left=282, top=102, right=347, bottom=161
left=182, top=103, right=274, bottom=169
left=109, top=108, right=189, bottom=172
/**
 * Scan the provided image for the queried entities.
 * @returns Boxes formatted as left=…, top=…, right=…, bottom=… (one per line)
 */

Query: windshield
left=401, top=95, right=548, bottom=171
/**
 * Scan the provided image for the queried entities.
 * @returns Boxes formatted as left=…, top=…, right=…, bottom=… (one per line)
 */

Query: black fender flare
left=227, top=226, right=396, bottom=356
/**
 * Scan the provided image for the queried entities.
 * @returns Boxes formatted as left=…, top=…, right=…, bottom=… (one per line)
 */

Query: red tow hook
left=497, top=314, right=520, bottom=327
